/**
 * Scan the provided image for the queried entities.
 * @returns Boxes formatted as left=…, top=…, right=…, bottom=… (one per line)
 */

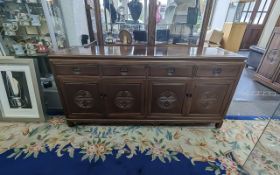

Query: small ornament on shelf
left=25, top=42, right=37, bottom=55
left=30, top=14, right=41, bottom=26
left=36, top=41, right=48, bottom=53
left=18, top=13, right=30, bottom=26
left=3, top=22, right=18, bottom=36
left=105, top=32, right=115, bottom=44
left=127, top=0, right=142, bottom=23
left=119, top=30, right=132, bottom=44
left=117, top=6, right=125, bottom=22
left=12, top=44, right=25, bottom=56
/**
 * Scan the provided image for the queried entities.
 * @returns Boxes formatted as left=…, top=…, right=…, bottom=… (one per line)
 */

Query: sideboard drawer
left=54, top=64, right=99, bottom=76
left=102, top=65, right=146, bottom=76
left=196, top=65, right=240, bottom=77
left=149, top=65, right=193, bottom=77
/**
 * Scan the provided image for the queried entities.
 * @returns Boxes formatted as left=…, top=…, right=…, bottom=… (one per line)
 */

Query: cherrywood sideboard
left=49, top=46, right=245, bottom=128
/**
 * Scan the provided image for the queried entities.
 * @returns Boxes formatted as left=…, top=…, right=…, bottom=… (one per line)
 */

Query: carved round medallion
left=114, top=91, right=135, bottom=110
left=198, top=92, right=218, bottom=109
left=268, top=49, right=280, bottom=64
left=157, top=91, right=177, bottom=110
left=74, top=90, right=94, bottom=109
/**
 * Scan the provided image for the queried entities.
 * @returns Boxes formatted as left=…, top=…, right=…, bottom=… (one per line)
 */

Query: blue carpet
left=0, top=115, right=268, bottom=175
left=0, top=149, right=227, bottom=175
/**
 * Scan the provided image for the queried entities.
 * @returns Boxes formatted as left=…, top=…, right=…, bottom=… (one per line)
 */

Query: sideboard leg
left=215, top=121, right=223, bottom=129
left=67, top=121, right=76, bottom=127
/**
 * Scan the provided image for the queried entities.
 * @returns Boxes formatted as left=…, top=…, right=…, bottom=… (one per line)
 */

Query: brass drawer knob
left=167, top=67, right=175, bottom=76
left=120, top=66, right=128, bottom=75
left=212, top=67, right=222, bottom=75
left=72, top=67, right=81, bottom=74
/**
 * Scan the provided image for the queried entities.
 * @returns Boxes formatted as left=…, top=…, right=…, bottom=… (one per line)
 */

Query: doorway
left=240, top=0, right=275, bottom=49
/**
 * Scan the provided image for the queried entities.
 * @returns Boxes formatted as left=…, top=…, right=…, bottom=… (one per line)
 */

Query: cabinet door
left=59, top=78, right=103, bottom=118
left=189, top=79, right=234, bottom=116
left=258, top=28, right=280, bottom=80
left=103, top=79, right=145, bottom=117
left=148, top=80, right=190, bottom=116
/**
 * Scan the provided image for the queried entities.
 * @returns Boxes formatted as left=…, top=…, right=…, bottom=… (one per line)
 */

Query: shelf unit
left=0, top=0, right=67, bottom=56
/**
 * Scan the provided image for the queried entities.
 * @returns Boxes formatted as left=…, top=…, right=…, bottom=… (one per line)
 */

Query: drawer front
left=150, top=65, right=193, bottom=77
left=102, top=65, right=146, bottom=76
left=54, top=64, right=99, bottom=76
left=196, top=65, right=240, bottom=77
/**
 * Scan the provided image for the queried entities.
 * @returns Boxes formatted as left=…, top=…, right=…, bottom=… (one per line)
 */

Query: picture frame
left=0, top=59, right=45, bottom=122
left=0, top=36, right=9, bottom=56
left=0, top=56, right=15, bottom=59
left=25, top=26, right=39, bottom=35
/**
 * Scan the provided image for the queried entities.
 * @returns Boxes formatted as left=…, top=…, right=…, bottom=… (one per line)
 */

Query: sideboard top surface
left=49, top=46, right=245, bottom=61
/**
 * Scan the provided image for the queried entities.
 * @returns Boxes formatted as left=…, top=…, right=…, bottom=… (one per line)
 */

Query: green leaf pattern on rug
left=0, top=117, right=270, bottom=174
left=243, top=120, right=280, bottom=175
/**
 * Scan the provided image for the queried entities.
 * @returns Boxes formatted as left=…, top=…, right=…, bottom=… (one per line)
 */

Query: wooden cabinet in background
left=49, top=46, right=245, bottom=128
left=274, top=74, right=280, bottom=87
left=254, top=27, right=280, bottom=92
left=221, top=22, right=247, bottom=52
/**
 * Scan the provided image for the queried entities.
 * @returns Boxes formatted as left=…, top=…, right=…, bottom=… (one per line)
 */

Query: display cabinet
left=254, top=27, right=280, bottom=93
left=85, top=0, right=213, bottom=48
left=0, top=0, right=68, bottom=56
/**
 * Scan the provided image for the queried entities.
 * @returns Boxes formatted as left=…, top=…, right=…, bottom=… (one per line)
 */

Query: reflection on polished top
left=49, top=46, right=245, bottom=59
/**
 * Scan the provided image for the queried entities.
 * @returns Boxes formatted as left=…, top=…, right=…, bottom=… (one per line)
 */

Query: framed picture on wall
left=0, top=59, right=45, bottom=122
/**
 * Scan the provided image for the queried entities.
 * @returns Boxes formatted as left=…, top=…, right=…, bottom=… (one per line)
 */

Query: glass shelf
left=98, top=0, right=150, bottom=45
left=155, top=0, right=208, bottom=45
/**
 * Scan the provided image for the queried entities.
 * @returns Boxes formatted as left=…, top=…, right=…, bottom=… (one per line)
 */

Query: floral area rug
left=0, top=117, right=268, bottom=175
left=243, top=119, right=280, bottom=175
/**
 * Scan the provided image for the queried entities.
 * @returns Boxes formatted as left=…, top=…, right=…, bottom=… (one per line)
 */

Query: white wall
left=210, top=0, right=231, bottom=30
left=258, top=0, right=280, bottom=48
left=60, top=0, right=89, bottom=47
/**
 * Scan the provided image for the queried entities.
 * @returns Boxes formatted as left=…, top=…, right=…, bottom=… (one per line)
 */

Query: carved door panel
left=148, top=80, right=190, bottom=116
left=59, top=78, right=103, bottom=118
left=102, top=79, right=145, bottom=117
left=189, top=79, right=234, bottom=116
left=258, top=28, right=280, bottom=80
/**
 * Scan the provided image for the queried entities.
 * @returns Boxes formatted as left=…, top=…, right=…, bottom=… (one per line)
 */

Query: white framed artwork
left=0, top=59, right=45, bottom=122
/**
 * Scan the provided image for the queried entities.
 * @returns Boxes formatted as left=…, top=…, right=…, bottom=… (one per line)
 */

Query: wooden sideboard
left=49, top=46, right=245, bottom=128
left=254, top=27, right=280, bottom=93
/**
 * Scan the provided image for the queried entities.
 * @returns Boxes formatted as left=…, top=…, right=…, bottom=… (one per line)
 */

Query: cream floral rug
left=0, top=117, right=269, bottom=175
left=243, top=119, right=280, bottom=175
